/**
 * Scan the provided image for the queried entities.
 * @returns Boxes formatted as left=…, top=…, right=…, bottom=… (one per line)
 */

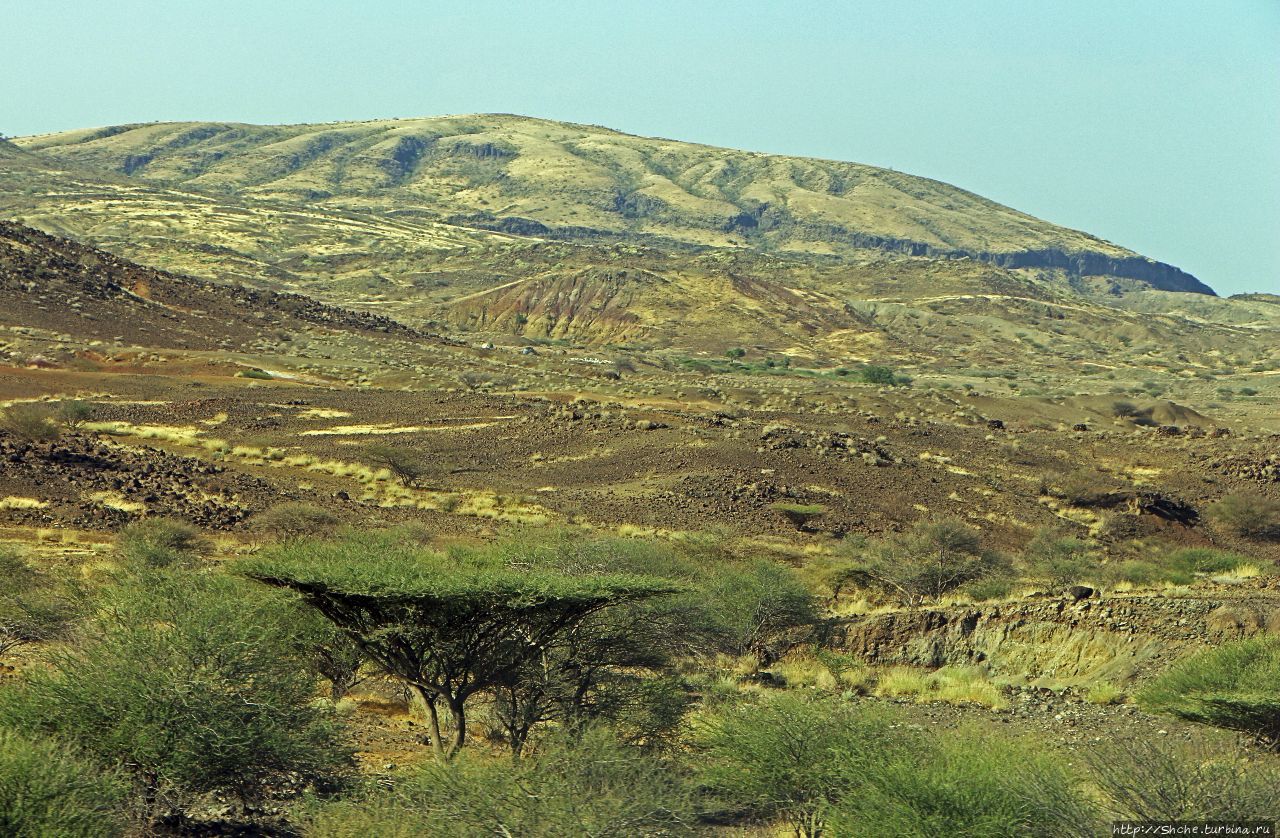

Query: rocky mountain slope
left=14, top=115, right=1212, bottom=293
left=0, top=220, right=430, bottom=351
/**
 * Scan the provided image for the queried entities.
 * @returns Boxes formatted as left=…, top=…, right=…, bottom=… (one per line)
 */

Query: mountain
left=6, top=115, right=1270, bottom=373
left=13, top=115, right=1212, bottom=294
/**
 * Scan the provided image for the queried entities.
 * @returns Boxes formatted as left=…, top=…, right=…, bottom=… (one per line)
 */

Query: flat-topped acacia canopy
left=239, top=533, right=678, bottom=761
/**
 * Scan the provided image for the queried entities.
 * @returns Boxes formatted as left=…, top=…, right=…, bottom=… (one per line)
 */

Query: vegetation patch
left=0, top=497, right=46, bottom=511
left=1139, top=636, right=1280, bottom=744
left=86, top=491, right=146, bottom=513
left=0, top=729, right=126, bottom=838
left=873, top=665, right=1008, bottom=710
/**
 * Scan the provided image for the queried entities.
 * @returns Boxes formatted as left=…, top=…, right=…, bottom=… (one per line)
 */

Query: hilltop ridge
left=14, top=114, right=1212, bottom=294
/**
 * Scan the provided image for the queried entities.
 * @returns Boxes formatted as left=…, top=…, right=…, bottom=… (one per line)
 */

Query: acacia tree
left=771, top=503, right=826, bottom=533
left=839, top=519, right=1005, bottom=606
left=57, top=399, right=94, bottom=432
left=242, top=534, right=676, bottom=762
left=489, top=597, right=698, bottom=758
left=363, top=443, right=428, bottom=488
left=474, top=534, right=723, bottom=757
left=291, top=608, right=369, bottom=701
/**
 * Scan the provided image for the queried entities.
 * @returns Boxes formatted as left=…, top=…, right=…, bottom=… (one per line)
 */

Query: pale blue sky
left=2, top=0, right=1276, bottom=295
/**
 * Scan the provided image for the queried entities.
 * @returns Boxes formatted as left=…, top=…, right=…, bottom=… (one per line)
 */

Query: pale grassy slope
left=0, top=136, right=515, bottom=293
left=15, top=115, right=1137, bottom=259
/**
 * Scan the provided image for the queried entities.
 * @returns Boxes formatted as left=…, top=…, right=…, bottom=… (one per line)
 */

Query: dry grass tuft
left=873, top=665, right=1007, bottom=709
left=1085, top=681, right=1126, bottom=705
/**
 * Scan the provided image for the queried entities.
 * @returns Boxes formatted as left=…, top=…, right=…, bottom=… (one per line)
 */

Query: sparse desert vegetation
left=1208, top=491, right=1280, bottom=540
left=0, top=509, right=1276, bottom=832
left=1139, top=636, right=1280, bottom=744
left=0, top=93, right=1277, bottom=836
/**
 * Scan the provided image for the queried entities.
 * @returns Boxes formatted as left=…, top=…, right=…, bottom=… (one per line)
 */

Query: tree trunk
left=445, top=698, right=467, bottom=761
left=509, top=725, right=528, bottom=762
left=411, top=685, right=447, bottom=763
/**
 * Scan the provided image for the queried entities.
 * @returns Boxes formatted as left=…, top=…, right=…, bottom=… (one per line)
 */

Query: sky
left=2, top=0, right=1277, bottom=295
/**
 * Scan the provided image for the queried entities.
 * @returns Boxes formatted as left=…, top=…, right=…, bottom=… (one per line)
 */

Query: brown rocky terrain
left=0, top=220, right=433, bottom=351
left=0, top=432, right=271, bottom=529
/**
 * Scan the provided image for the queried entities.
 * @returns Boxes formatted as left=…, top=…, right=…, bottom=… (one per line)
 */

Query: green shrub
left=1023, top=529, right=1095, bottom=588
left=859, top=365, right=909, bottom=386
left=1089, top=739, right=1280, bottom=821
left=1050, top=470, right=1118, bottom=506
left=696, top=695, right=907, bottom=837
left=839, top=519, right=1007, bottom=606
left=773, top=647, right=867, bottom=691
left=237, top=367, right=273, bottom=380
left=116, top=517, right=209, bottom=571
left=961, top=575, right=1015, bottom=602
left=0, top=572, right=352, bottom=811
left=1138, top=636, right=1280, bottom=742
left=1165, top=547, right=1252, bottom=575
left=697, top=696, right=1091, bottom=838
left=306, top=728, right=695, bottom=837
left=0, top=403, right=60, bottom=441
left=701, top=559, right=817, bottom=663
left=0, top=729, right=126, bottom=838
left=829, top=732, right=1095, bottom=837
left=1207, top=492, right=1280, bottom=540
left=0, top=550, right=82, bottom=664
left=249, top=502, right=341, bottom=541
left=1085, top=682, right=1126, bottom=705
